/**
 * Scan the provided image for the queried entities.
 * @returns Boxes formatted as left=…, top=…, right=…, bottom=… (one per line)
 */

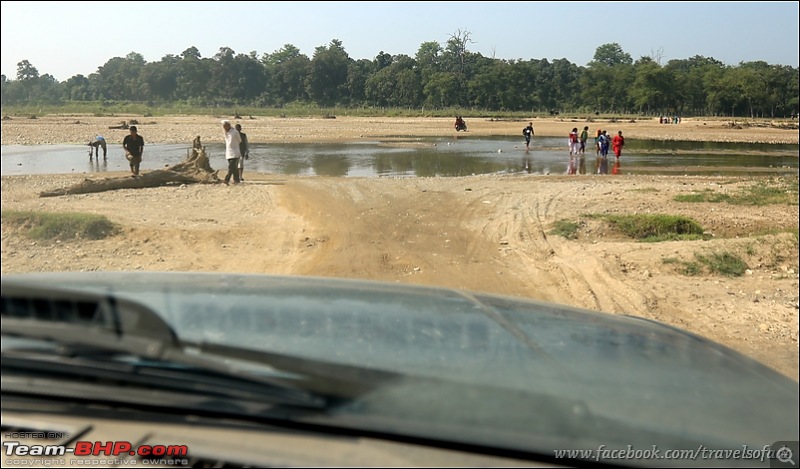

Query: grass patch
left=669, top=250, right=749, bottom=277
left=674, top=178, right=799, bottom=206
left=681, top=261, right=703, bottom=276
left=694, top=251, right=748, bottom=277
left=2, top=210, right=120, bottom=241
left=602, top=214, right=705, bottom=242
left=629, top=187, right=660, bottom=193
left=550, top=220, right=581, bottom=239
left=550, top=220, right=581, bottom=240
left=674, top=190, right=731, bottom=203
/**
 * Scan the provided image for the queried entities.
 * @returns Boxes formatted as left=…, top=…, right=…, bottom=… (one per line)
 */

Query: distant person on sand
left=122, top=126, right=144, bottom=177
left=454, top=116, right=467, bottom=131
left=87, top=135, right=107, bottom=160
left=235, top=123, right=249, bottom=182
left=523, top=122, right=534, bottom=150
left=222, top=120, right=242, bottom=185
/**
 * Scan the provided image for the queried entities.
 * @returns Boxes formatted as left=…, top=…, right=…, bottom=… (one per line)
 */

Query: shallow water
left=2, top=136, right=797, bottom=177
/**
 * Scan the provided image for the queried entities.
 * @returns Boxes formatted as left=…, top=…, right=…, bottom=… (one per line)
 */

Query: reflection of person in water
left=88, top=135, right=107, bottom=160
left=454, top=116, right=467, bottom=131
left=522, top=154, right=533, bottom=174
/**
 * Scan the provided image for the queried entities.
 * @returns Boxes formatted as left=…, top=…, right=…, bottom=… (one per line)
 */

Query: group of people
left=566, top=126, right=624, bottom=175
left=87, top=121, right=250, bottom=181
left=518, top=122, right=626, bottom=175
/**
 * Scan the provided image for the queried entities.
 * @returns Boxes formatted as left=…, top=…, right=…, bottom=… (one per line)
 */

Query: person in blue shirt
left=88, top=135, right=107, bottom=160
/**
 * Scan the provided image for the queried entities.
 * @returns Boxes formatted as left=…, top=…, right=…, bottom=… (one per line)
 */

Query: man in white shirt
left=222, top=120, right=242, bottom=184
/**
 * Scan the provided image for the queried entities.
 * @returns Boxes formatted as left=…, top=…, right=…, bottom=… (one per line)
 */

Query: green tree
left=94, top=52, right=146, bottom=101
left=61, top=74, right=94, bottom=101
left=346, top=59, right=375, bottom=106
left=423, top=72, right=459, bottom=108
left=373, top=51, right=393, bottom=71
left=262, top=44, right=310, bottom=105
left=365, top=55, right=421, bottom=107
left=208, top=47, right=237, bottom=104
left=15, top=59, right=40, bottom=101
left=141, top=56, right=178, bottom=102
left=590, top=43, right=633, bottom=67
left=305, top=39, right=352, bottom=106
left=631, top=57, right=673, bottom=114
left=232, top=51, right=268, bottom=103
left=175, top=52, right=211, bottom=102
left=765, top=65, right=799, bottom=117
left=440, top=29, right=478, bottom=106
left=548, top=58, right=582, bottom=111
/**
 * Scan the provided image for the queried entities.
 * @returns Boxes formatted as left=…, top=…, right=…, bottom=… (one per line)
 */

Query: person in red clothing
left=612, top=130, right=625, bottom=158
left=611, top=130, right=625, bottom=175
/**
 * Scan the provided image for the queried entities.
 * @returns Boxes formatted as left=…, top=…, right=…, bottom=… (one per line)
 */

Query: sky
left=1, top=1, right=798, bottom=82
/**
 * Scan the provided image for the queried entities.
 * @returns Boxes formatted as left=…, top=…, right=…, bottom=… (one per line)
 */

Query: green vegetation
left=681, top=261, right=703, bottom=276
left=552, top=214, right=707, bottom=242
left=695, top=251, right=748, bottom=277
left=600, top=214, right=705, bottom=242
left=674, top=178, right=799, bottom=206
left=664, top=250, right=749, bottom=277
left=2, top=210, right=120, bottom=241
left=549, top=220, right=581, bottom=240
left=629, top=187, right=660, bottom=193
left=673, top=190, right=732, bottom=204
left=2, top=38, right=797, bottom=118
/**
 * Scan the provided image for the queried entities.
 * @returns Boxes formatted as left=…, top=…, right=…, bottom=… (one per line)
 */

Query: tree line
left=2, top=34, right=798, bottom=118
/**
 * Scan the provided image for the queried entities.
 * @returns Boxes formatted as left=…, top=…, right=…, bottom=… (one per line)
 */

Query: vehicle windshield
left=3, top=271, right=796, bottom=467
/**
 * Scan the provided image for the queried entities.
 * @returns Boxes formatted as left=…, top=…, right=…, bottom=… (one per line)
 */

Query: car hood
left=2, top=271, right=797, bottom=466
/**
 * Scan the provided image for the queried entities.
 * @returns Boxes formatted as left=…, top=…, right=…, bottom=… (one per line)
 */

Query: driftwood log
left=40, top=140, right=219, bottom=197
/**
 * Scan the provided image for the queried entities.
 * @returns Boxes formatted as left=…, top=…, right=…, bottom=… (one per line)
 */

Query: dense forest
left=2, top=33, right=798, bottom=118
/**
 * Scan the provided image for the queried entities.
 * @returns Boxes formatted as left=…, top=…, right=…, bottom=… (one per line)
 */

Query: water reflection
left=2, top=136, right=797, bottom=178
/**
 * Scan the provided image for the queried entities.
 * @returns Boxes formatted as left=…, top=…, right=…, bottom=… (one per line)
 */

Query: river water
left=2, top=136, right=797, bottom=177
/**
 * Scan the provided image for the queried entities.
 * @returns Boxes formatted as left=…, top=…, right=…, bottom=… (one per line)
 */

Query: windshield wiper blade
left=1, top=349, right=322, bottom=410
left=1, top=282, right=400, bottom=408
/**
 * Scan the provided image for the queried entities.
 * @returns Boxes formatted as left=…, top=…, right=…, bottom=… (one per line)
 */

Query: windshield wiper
left=1, top=281, right=400, bottom=412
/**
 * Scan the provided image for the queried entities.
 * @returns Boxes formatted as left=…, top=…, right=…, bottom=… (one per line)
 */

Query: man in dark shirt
left=122, top=126, right=145, bottom=176
left=235, top=123, right=249, bottom=182
left=523, top=123, right=534, bottom=150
